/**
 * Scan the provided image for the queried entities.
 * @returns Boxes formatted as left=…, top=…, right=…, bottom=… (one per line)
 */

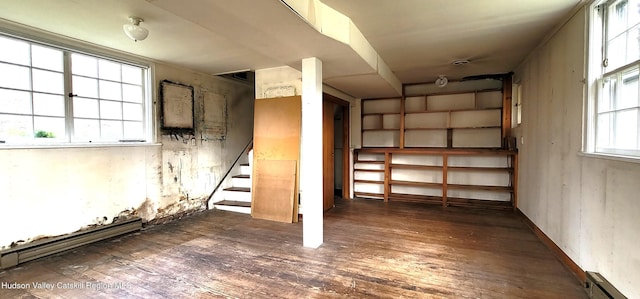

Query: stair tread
left=224, top=187, right=251, bottom=192
left=214, top=200, right=251, bottom=207
left=232, top=174, right=250, bottom=179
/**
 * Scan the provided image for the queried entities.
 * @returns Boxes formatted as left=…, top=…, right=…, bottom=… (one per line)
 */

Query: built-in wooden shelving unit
left=355, top=78, right=518, bottom=209
left=361, top=90, right=504, bottom=149
left=353, top=148, right=518, bottom=210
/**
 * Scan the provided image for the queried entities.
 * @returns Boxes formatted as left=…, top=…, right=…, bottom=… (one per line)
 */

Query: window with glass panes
left=0, top=34, right=148, bottom=144
left=592, top=0, right=640, bottom=157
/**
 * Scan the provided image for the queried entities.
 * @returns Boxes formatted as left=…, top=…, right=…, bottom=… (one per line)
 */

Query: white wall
left=0, top=145, right=161, bottom=249
left=255, top=66, right=302, bottom=99
left=0, top=62, right=254, bottom=250
left=514, top=6, right=640, bottom=298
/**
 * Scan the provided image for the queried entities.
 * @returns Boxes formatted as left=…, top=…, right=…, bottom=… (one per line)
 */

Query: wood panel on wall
left=252, top=96, right=301, bottom=223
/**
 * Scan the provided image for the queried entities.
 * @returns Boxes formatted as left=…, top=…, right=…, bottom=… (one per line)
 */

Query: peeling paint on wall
left=152, top=196, right=207, bottom=223
left=0, top=62, right=254, bottom=250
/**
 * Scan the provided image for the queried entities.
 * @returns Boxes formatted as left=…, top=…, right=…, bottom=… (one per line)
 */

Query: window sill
left=0, top=142, right=162, bottom=150
left=578, top=151, right=640, bottom=164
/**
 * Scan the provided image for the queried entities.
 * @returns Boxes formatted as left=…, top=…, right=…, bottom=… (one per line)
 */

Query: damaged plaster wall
left=154, top=63, right=254, bottom=221
left=0, top=63, right=254, bottom=250
left=0, top=145, right=162, bottom=249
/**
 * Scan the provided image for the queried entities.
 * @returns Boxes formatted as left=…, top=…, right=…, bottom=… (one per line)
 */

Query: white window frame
left=586, top=0, right=640, bottom=159
left=0, top=30, right=154, bottom=147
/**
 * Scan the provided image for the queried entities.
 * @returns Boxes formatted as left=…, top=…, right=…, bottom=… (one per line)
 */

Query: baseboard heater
left=585, top=271, right=627, bottom=299
left=0, top=217, right=142, bottom=270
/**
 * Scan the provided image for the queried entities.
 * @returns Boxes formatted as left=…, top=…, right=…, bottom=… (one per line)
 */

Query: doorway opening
left=323, top=94, right=350, bottom=212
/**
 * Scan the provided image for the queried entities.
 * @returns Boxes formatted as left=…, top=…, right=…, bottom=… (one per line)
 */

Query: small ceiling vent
left=452, top=59, right=470, bottom=66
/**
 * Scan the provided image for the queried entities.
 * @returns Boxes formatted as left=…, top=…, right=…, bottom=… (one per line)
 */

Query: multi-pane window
left=0, top=36, right=66, bottom=142
left=71, top=54, right=145, bottom=142
left=591, top=0, right=640, bottom=157
left=0, top=34, right=149, bottom=145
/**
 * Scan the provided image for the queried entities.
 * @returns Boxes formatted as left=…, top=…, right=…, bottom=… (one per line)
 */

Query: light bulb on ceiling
left=435, top=75, right=448, bottom=88
left=123, top=16, right=149, bottom=42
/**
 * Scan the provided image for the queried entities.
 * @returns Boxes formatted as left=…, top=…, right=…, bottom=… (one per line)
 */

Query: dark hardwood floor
left=0, top=198, right=587, bottom=298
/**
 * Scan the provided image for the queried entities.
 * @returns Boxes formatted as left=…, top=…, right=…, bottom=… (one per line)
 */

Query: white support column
left=301, top=57, right=323, bottom=248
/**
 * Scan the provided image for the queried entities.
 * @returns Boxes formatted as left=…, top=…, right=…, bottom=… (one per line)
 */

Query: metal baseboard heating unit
left=0, top=217, right=142, bottom=270
left=585, top=271, right=627, bottom=299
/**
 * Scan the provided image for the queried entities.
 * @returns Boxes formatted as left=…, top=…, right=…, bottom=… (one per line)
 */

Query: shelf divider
left=443, top=153, right=448, bottom=207
left=384, top=152, right=391, bottom=202
left=400, top=95, right=405, bottom=149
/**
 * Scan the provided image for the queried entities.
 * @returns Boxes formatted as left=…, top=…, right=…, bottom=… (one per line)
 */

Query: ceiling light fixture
left=452, top=59, right=470, bottom=66
left=435, top=75, right=448, bottom=88
left=123, top=16, right=149, bottom=42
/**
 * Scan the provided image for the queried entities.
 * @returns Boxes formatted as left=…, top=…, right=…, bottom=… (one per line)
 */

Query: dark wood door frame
left=323, top=93, right=351, bottom=200
left=323, top=100, right=335, bottom=211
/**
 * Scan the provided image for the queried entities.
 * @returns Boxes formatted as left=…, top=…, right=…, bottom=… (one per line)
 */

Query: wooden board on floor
left=251, top=160, right=297, bottom=223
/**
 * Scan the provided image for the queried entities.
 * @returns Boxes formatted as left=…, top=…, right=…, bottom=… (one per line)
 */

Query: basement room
left=0, top=0, right=638, bottom=298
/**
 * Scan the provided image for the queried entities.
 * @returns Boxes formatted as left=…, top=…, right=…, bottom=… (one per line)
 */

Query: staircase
left=211, top=156, right=252, bottom=214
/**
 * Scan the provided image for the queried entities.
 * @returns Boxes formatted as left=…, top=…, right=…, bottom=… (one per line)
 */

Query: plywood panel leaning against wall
left=252, top=96, right=302, bottom=223
left=251, top=160, right=297, bottom=222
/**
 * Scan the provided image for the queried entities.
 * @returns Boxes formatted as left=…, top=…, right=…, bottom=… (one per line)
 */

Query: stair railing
left=207, top=138, right=253, bottom=208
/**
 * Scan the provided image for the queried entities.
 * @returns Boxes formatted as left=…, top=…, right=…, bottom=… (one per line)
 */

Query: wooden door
left=323, top=100, right=334, bottom=211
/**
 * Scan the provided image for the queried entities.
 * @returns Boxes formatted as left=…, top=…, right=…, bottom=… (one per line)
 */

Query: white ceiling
left=0, top=0, right=584, bottom=98
left=323, top=0, right=586, bottom=85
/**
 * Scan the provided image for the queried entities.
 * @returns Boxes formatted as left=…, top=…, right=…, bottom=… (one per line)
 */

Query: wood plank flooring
left=0, top=198, right=587, bottom=298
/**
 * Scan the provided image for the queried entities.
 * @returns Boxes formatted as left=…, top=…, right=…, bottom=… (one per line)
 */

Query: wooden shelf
left=404, top=107, right=501, bottom=114
left=354, top=179, right=384, bottom=185
left=362, top=128, right=400, bottom=132
left=449, top=125, right=501, bottom=129
left=447, top=184, right=512, bottom=192
left=386, top=194, right=512, bottom=210
left=353, top=169, right=385, bottom=173
left=390, top=180, right=442, bottom=188
left=362, top=90, right=505, bottom=151
left=354, top=192, right=384, bottom=198
left=355, top=160, right=385, bottom=164
left=352, top=148, right=518, bottom=209
left=362, top=112, right=401, bottom=116
left=446, top=197, right=512, bottom=210
left=390, top=164, right=442, bottom=170
left=403, top=127, right=447, bottom=131
left=403, top=126, right=501, bottom=131
left=358, top=87, right=515, bottom=209
left=357, top=148, right=517, bottom=156
left=388, top=193, right=443, bottom=204
left=448, top=166, right=513, bottom=172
